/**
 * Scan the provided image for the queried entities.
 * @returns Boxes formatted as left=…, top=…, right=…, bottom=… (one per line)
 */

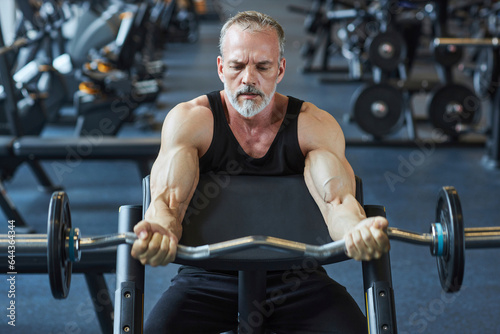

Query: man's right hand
left=131, top=220, right=179, bottom=267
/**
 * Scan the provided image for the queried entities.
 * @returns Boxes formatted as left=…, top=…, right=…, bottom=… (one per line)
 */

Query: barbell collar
left=431, top=223, right=446, bottom=257
left=433, top=37, right=500, bottom=47
left=66, top=227, right=80, bottom=263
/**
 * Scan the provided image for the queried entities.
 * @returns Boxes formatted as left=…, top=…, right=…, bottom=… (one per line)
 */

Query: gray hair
left=219, top=11, right=285, bottom=61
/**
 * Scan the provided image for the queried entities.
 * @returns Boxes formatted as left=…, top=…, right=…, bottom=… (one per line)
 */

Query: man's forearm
left=144, top=201, right=184, bottom=240
left=146, top=145, right=200, bottom=240
left=323, top=194, right=366, bottom=241
left=304, top=149, right=364, bottom=241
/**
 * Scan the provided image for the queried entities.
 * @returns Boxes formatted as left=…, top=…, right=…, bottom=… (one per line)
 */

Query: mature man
left=132, top=10, right=390, bottom=333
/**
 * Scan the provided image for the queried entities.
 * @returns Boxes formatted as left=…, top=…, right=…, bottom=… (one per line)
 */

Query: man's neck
left=222, top=91, right=285, bottom=131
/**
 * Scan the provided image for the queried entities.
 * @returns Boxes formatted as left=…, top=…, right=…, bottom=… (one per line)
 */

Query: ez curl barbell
left=1, top=187, right=499, bottom=299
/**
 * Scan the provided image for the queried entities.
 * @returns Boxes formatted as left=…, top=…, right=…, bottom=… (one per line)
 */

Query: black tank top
left=199, top=91, right=305, bottom=175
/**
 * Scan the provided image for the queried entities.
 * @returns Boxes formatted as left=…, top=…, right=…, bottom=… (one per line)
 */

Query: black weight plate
left=366, top=31, right=407, bottom=72
left=352, top=83, right=405, bottom=138
left=47, top=191, right=72, bottom=299
left=473, top=48, right=499, bottom=99
left=427, top=84, right=481, bottom=137
left=434, top=44, right=463, bottom=67
left=436, top=186, right=464, bottom=293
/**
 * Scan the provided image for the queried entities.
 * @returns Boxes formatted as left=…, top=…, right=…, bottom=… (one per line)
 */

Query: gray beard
left=224, top=83, right=276, bottom=118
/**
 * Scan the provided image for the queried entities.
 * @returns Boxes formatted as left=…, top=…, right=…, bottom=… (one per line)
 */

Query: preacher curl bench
left=113, top=174, right=398, bottom=334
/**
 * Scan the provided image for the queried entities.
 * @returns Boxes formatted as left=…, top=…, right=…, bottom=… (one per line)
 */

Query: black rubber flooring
left=1, top=1, right=500, bottom=333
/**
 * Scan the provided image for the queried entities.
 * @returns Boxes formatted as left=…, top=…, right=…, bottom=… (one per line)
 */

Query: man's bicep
left=301, top=105, right=356, bottom=198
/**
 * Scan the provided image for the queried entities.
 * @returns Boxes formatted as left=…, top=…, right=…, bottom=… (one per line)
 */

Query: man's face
left=218, top=25, right=286, bottom=118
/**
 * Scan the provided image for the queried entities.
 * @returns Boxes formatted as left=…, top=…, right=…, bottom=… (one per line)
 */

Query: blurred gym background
left=0, top=0, right=499, bottom=333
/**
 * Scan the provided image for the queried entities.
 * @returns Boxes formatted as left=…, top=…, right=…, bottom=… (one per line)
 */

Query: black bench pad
left=144, top=174, right=347, bottom=271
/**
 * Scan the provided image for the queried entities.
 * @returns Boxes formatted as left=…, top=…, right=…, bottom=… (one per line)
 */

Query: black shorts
left=145, top=266, right=367, bottom=334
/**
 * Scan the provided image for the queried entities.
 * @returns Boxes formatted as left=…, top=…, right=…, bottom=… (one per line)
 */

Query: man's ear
left=276, top=57, right=286, bottom=84
left=217, top=56, right=224, bottom=83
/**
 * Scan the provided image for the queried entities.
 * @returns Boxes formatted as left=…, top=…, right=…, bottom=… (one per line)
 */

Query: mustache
left=236, top=86, right=264, bottom=98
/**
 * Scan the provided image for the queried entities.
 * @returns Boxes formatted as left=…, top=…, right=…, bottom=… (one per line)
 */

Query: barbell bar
left=8, top=226, right=497, bottom=258
left=2, top=187, right=500, bottom=299
left=70, top=225, right=500, bottom=260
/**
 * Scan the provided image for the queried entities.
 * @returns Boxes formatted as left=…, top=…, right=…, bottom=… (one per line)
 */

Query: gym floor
left=1, top=1, right=500, bottom=333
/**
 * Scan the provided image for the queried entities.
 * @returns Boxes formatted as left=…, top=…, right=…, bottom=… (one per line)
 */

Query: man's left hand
left=344, top=217, right=390, bottom=261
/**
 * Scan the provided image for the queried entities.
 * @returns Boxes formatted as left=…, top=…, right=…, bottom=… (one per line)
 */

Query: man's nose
left=242, top=67, right=256, bottom=86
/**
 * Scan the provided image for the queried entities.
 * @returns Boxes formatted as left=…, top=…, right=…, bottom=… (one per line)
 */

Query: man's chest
left=229, top=123, right=282, bottom=159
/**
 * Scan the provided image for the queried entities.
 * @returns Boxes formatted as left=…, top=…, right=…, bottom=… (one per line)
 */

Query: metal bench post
left=238, top=269, right=267, bottom=334
left=362, top=205, right=398, bottom=334
left=114, top=205, right=145, bottom=334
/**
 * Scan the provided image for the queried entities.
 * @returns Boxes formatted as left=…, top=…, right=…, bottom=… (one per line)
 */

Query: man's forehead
left=222, top=25, right=279, bottom=57
left=226, top=58, right=274, bottom=64
left=225, top=23, right=278, bottom=42
left=223, top=46, right=276, bottom=62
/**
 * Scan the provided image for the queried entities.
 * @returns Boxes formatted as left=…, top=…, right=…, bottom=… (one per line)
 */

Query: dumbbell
left=2, top=187, right=500, bottom=300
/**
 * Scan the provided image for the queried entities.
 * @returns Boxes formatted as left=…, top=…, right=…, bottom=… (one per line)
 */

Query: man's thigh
left=145, top=267, right=366, bottom=334
left=144, top=270, right=239, bottom=334
left=264, top=268, right=367, bottom=334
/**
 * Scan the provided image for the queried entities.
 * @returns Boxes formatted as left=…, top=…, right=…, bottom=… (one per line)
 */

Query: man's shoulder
left=163, top=94, right=216, bottom=131
left=177, top=94, right=212, bottom=112
left=297, top=100, right=344, bottom=154
left=167, top=94, right=214, bottom=123
left=161, top=94, right=215, bottom=151
left=298, top=101, right=338, bottom=126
